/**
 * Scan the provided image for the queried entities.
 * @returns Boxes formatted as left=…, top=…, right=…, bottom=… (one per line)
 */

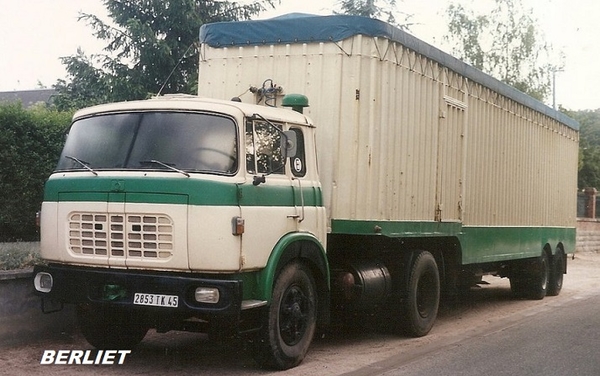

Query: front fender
left=255, top=232, right=329, bottom=303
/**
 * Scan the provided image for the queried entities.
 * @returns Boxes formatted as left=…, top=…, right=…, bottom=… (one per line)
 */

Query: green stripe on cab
left=45, top=175, right=322, bottom=207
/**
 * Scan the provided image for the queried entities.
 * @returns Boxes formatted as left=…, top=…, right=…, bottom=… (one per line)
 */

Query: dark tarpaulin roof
left=199, top=14, right=579, bottom=131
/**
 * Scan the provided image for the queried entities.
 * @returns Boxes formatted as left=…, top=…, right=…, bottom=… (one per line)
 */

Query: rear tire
left=77, top=304, right=148, bottom=349
left=547, top=250, right=564, bottom=296
left=251, top=261, right=317, bottom=370
left=510, top=251, right=549, bottom=300
left=403, top=251, right=440, bottom=337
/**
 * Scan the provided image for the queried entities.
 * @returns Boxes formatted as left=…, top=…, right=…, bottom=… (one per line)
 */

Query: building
left=0, top=89, right=57, bottom=108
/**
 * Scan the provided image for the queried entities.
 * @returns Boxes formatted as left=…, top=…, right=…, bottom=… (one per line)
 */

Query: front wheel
left=251, top=261, right=317, bottom=370
left=77, top=304, right=149, bottom=349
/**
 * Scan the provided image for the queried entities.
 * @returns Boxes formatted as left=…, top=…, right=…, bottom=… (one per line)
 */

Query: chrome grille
left=69, top=212, right=174, bottom=259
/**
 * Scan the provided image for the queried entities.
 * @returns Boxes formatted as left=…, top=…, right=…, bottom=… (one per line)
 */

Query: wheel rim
left=279, top=284, right=309, bottom=346
left=416, top=269, right=437, bottom=318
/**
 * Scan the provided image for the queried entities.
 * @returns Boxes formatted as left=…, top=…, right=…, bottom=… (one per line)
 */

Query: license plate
left=133, top=293, right=179, bottom=308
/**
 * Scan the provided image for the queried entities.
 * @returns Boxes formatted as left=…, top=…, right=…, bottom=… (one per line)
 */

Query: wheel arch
left=256, top=232, right=330, bottom=324
left=399, top=236, right=463, bottom=294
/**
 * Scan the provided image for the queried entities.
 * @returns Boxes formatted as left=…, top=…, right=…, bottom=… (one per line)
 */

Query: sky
left=0, top=0, right=598, bottom=110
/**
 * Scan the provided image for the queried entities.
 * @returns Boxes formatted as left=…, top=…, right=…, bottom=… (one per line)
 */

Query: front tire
left=251, top=261, right=317, bottom=370
left=77, top=304, right=149, bottom=349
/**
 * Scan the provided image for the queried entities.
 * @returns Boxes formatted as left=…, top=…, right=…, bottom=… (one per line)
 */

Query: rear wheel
left=251, top=261, right=317, bottom=370
left=547, top=250, right=565, bottom=296
left=403, top=251, right=440, bottom=337
left=77, top=304, right=149, bottom=349
left=510, top=251, right=549, bottom=300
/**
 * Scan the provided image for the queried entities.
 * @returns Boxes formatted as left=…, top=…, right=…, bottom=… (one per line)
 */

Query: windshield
left=56, top=111, right=238, bottom=175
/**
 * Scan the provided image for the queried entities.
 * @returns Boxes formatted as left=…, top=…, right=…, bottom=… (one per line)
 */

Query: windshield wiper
left=140, top=160, right=190, bottom=177
left=65, top=155, right=98, bottom=176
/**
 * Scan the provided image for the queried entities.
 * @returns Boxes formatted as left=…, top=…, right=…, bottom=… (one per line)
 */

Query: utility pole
left=552, top=68, right=563, bottom=110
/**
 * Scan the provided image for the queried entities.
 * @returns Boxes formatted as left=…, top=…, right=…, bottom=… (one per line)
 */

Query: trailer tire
left=511, top=252, right=549, bottom=300
left=509, top=277, right=528, bottom=298
left=77, top=304, right=148, bottom=349
left=251, top=261, right=317, bottom=370
left=403, top=251, right=440, bottom=337
left=547, top=250, right=564, bottom=296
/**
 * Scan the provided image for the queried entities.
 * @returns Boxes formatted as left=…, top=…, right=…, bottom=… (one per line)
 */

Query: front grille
left=68, top=212, right=174, bottom=260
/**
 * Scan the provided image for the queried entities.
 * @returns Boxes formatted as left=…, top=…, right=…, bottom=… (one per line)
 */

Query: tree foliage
left=564, top=109, right=600, bottom=189
left=445, top=0, right=555, bottom=101
left=0, top=103, right=72, bottom=241
left=53, top=0, right=276, bottom=111
left=335, top=0, right=412, bottom=29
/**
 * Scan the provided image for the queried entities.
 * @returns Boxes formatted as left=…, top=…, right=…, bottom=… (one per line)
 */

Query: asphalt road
left=355, top=293, right=600, bottom=376
left=3, top=252, right=600, bottom=375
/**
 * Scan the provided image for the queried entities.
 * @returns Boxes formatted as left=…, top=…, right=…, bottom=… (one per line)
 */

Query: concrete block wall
left=0, top=269, right=76, bottom=346
left=576, top=219, right=600, bottom=253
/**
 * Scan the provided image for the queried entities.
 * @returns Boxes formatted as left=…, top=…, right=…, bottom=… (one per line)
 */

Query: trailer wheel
left=77, top=304, right=148, bottom=349
left=510, top=251, right=549, bottom=300
left=547, top=250, right=564, bottom=296
left=251, top=261, right=317, bottom=370
left=403, top=251, right=440, bottom=337
left=509, top=277, right=528, bottom=297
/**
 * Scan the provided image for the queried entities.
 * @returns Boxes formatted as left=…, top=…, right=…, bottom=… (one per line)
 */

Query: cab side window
left=289, top=127, right=306, bottom=178
left=246, top=120, right=284, bottom=175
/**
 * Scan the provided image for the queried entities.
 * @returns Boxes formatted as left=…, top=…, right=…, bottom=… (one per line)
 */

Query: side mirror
left=282, top=130, right=297, bottom=159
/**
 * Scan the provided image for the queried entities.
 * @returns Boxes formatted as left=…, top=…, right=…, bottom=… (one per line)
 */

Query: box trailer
left=34, top=14, right=578, bottom=370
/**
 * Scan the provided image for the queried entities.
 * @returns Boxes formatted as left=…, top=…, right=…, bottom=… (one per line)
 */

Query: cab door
left=238, top=119, right=299, bottom=270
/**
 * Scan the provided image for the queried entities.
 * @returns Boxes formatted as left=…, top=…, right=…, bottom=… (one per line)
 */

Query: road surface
left=374, top=293, right=600, bottom=376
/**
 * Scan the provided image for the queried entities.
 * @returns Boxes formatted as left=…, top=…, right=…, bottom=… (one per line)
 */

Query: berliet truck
left=34, top=14, right=579, bottom=369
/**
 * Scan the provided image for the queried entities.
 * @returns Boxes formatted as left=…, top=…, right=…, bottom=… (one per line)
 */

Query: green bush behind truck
left=34, top=15, right=579, bottom=369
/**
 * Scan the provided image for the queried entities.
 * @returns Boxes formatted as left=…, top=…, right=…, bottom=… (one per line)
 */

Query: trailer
left=34, top=14, right=578, bottom=370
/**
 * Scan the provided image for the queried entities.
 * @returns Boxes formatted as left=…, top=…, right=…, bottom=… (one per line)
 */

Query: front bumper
left=33, top=264, right=243, bottom=318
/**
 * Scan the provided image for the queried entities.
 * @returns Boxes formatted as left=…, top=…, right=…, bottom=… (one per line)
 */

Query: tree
left=445, top=0, right=556, bottom=101
left=53, top=0, right=277, bottom=111
left=564, top=109, right=600, bottom=189
left=335, top=0, right=413, bottom=29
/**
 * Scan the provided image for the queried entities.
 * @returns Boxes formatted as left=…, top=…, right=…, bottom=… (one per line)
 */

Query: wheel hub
left=280, top=286, right=308, bottom=346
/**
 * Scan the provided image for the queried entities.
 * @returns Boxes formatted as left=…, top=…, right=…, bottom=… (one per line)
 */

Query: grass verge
left=0, top=242, right=43, bottom=270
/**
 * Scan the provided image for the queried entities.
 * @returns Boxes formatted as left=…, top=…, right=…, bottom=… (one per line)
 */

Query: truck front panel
left=41, top=174, right=244, bottom=272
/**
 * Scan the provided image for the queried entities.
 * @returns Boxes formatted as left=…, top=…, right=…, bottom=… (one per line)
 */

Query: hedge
left=0, top=103, right=72, bottom=241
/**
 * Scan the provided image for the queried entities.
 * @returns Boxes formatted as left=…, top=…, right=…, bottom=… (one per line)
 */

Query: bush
left=0, top=103, right=72, bottom=241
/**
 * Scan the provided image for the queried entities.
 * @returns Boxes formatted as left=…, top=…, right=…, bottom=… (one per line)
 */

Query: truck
left=33, top=14, right=579, bottom=370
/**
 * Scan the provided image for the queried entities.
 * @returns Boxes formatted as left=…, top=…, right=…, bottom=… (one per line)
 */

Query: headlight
left=195, top=287, right=220, bottom=304
left=34, top=272, right=53, bottom=293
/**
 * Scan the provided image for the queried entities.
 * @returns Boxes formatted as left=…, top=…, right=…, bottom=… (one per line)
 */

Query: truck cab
left=34, top=95, right=329, bottom=368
